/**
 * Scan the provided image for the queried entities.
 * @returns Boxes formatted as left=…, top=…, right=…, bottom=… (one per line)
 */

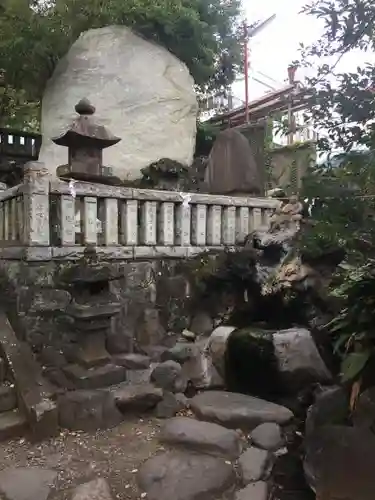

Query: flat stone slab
left=0, top=467, right=57, bottom=500
left=190, top=391, right=293, bottom=429
left=71, top=478, right=113, bottom=500
left=160, top=417, right=243, bottom=458
left=138, top=450, right=235, bottom=500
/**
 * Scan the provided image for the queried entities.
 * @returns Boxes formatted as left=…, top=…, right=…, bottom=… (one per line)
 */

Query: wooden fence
left=0, top=162, right=280, bottom=261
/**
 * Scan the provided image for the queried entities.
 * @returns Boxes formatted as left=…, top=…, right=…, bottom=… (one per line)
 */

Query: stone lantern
left=53, top=98, right=121, bottom=184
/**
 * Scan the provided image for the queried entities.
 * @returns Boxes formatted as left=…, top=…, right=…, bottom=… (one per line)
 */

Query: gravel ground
left=0, top=417, right=164, bottom=500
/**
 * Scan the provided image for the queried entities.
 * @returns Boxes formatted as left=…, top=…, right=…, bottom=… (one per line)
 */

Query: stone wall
left=0, top=258, right=194, bottom=389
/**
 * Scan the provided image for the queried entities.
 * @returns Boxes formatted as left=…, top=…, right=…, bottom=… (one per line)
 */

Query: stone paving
left=0, top=389, right=293, bottom=500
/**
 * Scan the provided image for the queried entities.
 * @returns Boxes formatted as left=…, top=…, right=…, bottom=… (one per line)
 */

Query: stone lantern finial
left=53, top=98, right=121, bottom=183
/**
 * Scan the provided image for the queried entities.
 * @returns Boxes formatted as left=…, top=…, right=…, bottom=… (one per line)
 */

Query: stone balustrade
left=0, top=163, right=280, bottom=261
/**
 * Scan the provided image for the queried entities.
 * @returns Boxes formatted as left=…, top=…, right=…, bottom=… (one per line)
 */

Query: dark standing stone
left=235, top=482, right=268, bottom=500
left=160, top=417, right=243, bottom=459
left=190, top=391, right=294, bottom=430
left=205, top=128, right=262, bottom=196
left=156, top=392, right=188, bottom=419
left=238, top=447, right=272, bottom=483
left=137, top=450, right=235, bottom=500
left=58, top=389, right=123, bottom=431
left=114, top=383, right=163, bottom=413
left=0, top=467, right=57, bottom=500
left=250, top=423, right=284, bottom=451
left=150, top=360, right=186, bottom=393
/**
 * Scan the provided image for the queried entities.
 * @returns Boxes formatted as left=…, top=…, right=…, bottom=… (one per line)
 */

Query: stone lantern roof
left=53, top=99, right=121, bottom=183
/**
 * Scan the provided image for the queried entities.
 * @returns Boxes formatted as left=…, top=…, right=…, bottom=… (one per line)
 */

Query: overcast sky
left=232, top=0, right=374, bottom=102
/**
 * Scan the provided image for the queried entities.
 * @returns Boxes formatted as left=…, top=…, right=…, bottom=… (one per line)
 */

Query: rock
left=156, top=392, right=188, bottom=419
left=238, top=447, right=272, bottom=483
left=150, top=360, right=186, bottom=393
left=181, top=343, right=224, bottom=391
left=204, top=326, right=236, bottom=378
left=190, top=391, right=293, bottom=430
left=217, top=326, right=332, bottom=397
left=304, top=425, right=375, bottom=499
left=160, top=417, right=243, bottom=458
left=0, top=467, right=57, bottom=500
left=114, top=383, right=163, bottom=412
left=181, top=329, right=197, bottom=342
left=0, top=358, right=5, bottom=383
left=0, top=385, right=17, bottom=412
left=71, top=478, right=113, bottom=500
left=305, top=385, right=348, bottom=437
left=272, top=328, right=333, bottom=389
left=27, top=289, right=72, bottom=313
left=39, top=26, right=197, bottom=181
left=137, top=450, right=235, bottom=500
left=106, top=332, right=132, bottom=354
left=250, top=423, right=283, bottom=451
left=190, top=312, right=213, bottom=337
left=205, top=128, right=263, bottom=196
left=142, top=345, right=169, bottom=362
left=136, top=308, right=166, bottom=346
left=38, top=346, right=67, bottom=368
left=160, top=343, right=198, bottom=364
left=58, top=389, right=123, bottom=431
left=352, top=386, right=375, bottom=430
left=125, top=369, right=153, bottom=384
left=113, top=353, right=151, bottom=370
left=235, top=482, right=268, bottom=500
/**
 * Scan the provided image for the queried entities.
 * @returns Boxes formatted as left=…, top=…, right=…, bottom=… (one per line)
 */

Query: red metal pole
left=244, top=22, right=249, bottom=123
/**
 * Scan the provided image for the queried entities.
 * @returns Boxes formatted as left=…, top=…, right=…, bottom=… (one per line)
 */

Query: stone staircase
left=0, top=353, right=28, bottom=440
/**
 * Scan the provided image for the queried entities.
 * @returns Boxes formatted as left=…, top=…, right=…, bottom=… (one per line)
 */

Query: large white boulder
left=39, top=26, right=198, bottom=181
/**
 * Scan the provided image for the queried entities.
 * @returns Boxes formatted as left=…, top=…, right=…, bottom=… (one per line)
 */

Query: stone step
left=0, top=384, right=17, bottom=413
left=0, top=410, right=28, bottom=441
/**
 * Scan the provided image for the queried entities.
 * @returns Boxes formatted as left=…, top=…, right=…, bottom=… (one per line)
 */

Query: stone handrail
left=0, top=162, right=280, bottom=260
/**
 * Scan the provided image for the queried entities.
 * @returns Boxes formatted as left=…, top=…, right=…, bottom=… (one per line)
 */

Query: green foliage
left=195, top=121, right=221, bottom=157
left=326, top=262, right=375, bottom=382
left=299, top=150, right=375, bottom=262
left=0, top=0, right=243, bottom=129
left=295, top=0, right=375, bottom=385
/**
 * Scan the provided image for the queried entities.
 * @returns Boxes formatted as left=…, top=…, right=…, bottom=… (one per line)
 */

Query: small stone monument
left=204, top=128, right=263, bottom=196
left=53, top=98, right=121, bottom=184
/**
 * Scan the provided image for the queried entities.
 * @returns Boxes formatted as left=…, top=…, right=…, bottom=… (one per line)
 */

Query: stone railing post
left=22, top=161, right=50, bottom=246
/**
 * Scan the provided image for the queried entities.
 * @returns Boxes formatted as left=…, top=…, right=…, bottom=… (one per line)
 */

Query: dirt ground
left=0, top=417, right=164, bottom=500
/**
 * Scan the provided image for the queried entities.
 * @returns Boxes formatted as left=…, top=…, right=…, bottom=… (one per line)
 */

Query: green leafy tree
left=0, top=0, right=243, bottom=129
left=297, top=0, right=375, bottom=387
